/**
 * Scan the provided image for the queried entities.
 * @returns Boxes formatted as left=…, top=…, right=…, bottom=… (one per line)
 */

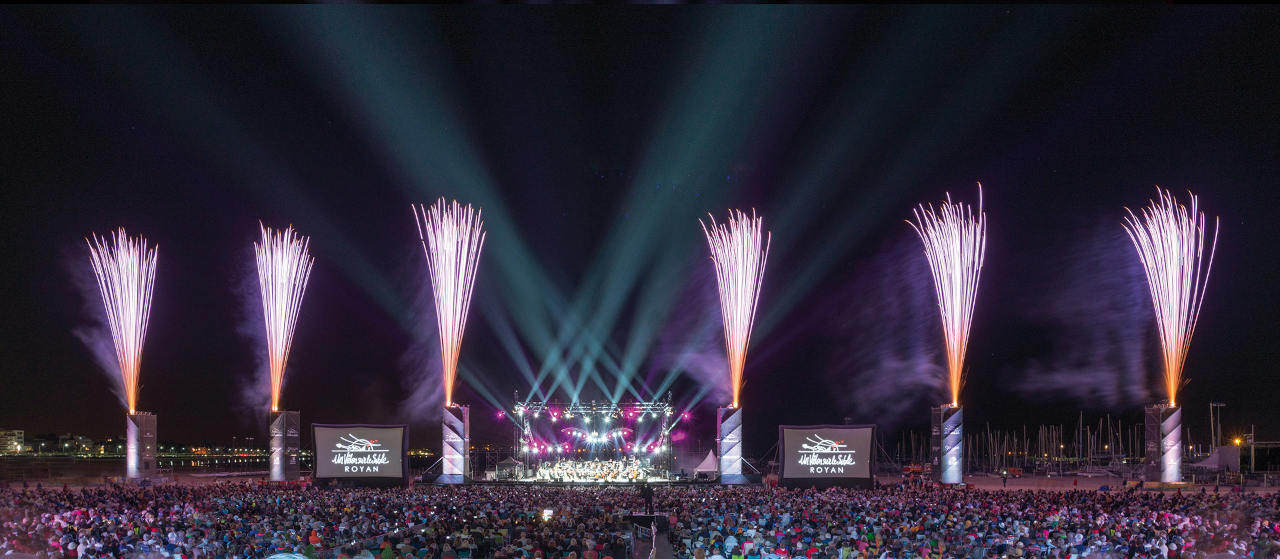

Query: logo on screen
left=330, top=433, right=391, bottom=473
left=797, top=434, right=856, bottom=474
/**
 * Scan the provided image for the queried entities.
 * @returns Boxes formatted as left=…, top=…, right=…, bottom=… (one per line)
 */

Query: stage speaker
left=717, top=406, right=744, bottom=484
left=126, top=412, right=156, bottom=479
left=441, top=405, right=470, bottom=484
left=1145, top=404, right=1181, bottom=483
left=931, top=405, right=963, bottom=484
left=269, top=410, right=300, bottom=482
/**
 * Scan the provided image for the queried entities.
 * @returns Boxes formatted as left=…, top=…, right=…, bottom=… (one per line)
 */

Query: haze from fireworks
left=85, top=228, right=158, bottom=415
left=1122, top=187, right=1218, bottom=407
left=254, top=224, right=315, bottom=412
left=908, top=187, right=987, bottom=407
left=701, top=209, right=771, bottom=409
left=414, top=198, right=486, bottom=409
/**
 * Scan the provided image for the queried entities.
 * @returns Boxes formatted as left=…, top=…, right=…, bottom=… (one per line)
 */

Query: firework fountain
left=908, top=188, right=986, bottom=484
left=86, top=228, right=159, bottom=479
left=254, top=223, right=314, bottom=481
left=701, top=209, right=770, bottom=484
left=1124, top=187, right=1218, bottom=483
left=414, top=198, right=486, bottom=483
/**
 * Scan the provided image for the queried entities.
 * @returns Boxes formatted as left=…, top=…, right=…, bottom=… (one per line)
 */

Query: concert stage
left=497, top=456, right=672, bottom=483
left=508, top=475, right=673, bottom=484
left=505, top=396, right=680, bottom=483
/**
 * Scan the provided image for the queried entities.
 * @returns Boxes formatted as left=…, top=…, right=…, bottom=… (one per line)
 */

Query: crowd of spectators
left=1, top=484, right=635, bottom=559
left=660, top=485, right=1279, bottom=559
left=1, top=481, right=1276, bottom=559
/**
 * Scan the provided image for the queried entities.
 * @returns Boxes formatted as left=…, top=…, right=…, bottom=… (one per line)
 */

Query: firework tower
left=414, top=198, right=485, bottom=484
left=1125, top=187, right=1217, bottom=483
left=86, top=228, right=159, bottom=480
left=701, top=209, right=770, bottom=484
left=255, top=223, right=314, bottom=481
left=908, top=187, right=986, bottom=484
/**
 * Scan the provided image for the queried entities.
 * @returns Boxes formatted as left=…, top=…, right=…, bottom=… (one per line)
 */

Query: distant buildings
left=58, top=433, right=95, bottom=453
left=0, top=430, right=23, bottom=454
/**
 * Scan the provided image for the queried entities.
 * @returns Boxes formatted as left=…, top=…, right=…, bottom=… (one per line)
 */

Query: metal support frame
left=932, top=405, right=963, bottom=484
left=1145, top=404, right=1181, bottom=483
left=126, top=412, right=156, bottom=479
left=717, top=406, right=745, bottom=484
left=512, top=396, right=676, bottom=464
left=269, top=410, right=300, bottom=482
left=441, top=404, right=470, bottom=484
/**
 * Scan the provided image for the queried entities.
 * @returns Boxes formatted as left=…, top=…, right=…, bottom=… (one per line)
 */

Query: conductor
left=639, top=480, right=654, bottom=514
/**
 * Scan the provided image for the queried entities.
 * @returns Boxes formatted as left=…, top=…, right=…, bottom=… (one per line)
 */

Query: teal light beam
left=758, top=8, right=1078, bottom=338
left=65, top=11, right=413, bottom=329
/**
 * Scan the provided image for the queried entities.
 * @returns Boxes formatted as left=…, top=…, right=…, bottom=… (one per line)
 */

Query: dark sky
left=2, top=6, right=1278, bottom=452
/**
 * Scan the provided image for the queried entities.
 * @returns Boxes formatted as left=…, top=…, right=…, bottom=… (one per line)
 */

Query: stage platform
left=512, top=475, right=672, bottom=484
left=446, top=477, right=717, bottom=487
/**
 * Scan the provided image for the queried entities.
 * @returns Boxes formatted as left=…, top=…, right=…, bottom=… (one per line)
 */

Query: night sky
left=2, top=7, right=1278, bottom=452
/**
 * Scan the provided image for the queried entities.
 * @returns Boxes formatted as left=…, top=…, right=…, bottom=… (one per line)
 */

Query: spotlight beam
left=414, top=198, right=486, bottom=409
left=1123, top=187, right=1218, bottom=407
left=86, top=229, right=158, bottom=415
left=908, top=187, right=986, bottom=407
left=701, top=209, right=771, bottom=409
left=255, top=224, right=315, bottom=413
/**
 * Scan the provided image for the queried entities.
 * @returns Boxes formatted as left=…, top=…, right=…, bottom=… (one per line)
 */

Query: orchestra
left=533, top=457, right=653, bottom=483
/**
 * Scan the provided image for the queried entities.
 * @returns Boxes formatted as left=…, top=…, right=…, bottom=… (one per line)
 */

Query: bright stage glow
left=1123, top=187, right=1218, bottom=407
left=254, top=224, right=314, bottom=413
left=86, top=228, right=158, bottom=415
left=701, top=209, right=771, bottom=409
left=908, top=187, right=987, bottom=407
left=413, top=198, right=486, bottom=408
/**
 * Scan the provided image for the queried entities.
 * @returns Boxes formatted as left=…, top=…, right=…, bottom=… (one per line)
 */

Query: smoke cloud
left=232, top=244, right=273, bottom=431
left=1009, top=223, right=1154, bottom=407
left=66, top=244, right=128, bottom=409
left=398, top=254, right=445, bottom=423
left=826, top=236, right=947, bottom=430
left=647, top=264, right=732, bottom=409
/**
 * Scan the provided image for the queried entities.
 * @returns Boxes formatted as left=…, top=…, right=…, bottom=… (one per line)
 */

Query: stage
left=507, top=475, right=674, bottom=484
left=467, top=477, right=711, bottom=487
left=507, top=397, right=682, bottom=482
left=493, top=455, right=674, bottom=484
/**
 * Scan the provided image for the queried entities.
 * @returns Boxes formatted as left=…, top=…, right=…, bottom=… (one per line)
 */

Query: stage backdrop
left=778, top=425, right=875, bottom=488
left=313, top=424, right=408, bottom=480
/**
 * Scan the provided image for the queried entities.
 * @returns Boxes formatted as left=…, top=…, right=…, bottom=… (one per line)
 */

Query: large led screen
left=313, top=425, right=407, bottom=479
left=778, top=425, right=874, bottom=487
